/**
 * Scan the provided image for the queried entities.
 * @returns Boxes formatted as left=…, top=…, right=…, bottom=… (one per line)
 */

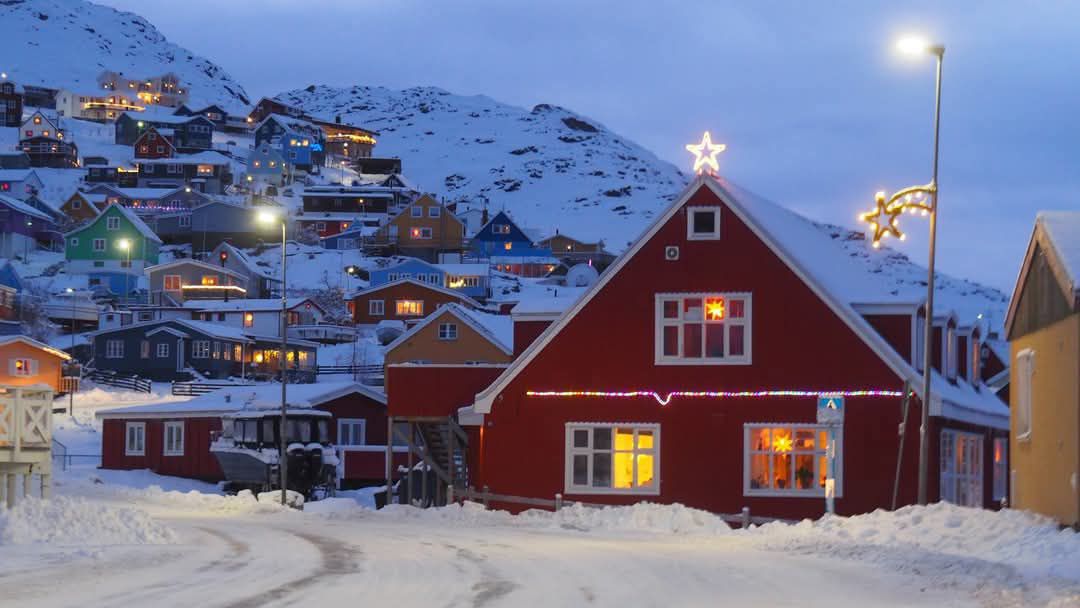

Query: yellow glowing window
left=302, top=139, right=309, bottom=146
left=197, top=164, right=214, bottom=176
left=395, top=300, right=424, bottom=316
left=253, top=352, right=264, bottom=363
left=503, top=242, right=512, bottom=251
left=201, top=275, right=219, bottom=286
left=253, top=161, right=261, bottom=168
left=243, top=312, right=254, bottom=327
left=289, top=139, right=297, bottom=146
left=746, top=424, right=838, bottom=496
left=42, top=130, right=49, bottom=138
left=568, top=425, right=658, bottom=493
left=33, top=116, right=41, bottom=125
left=269, top=161, right=276, bottom=168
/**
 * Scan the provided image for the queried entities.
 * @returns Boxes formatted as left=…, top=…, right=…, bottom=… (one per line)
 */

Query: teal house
left=65, top=203, right=161, bottom=298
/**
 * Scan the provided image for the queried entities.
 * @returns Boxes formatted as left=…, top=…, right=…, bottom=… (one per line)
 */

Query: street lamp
left=116, top=238, right=131, bottom=306
left=65, top=287, right=76, bottom=416
left=859, top=35, right=944, bottom=506
left=257, top=208, right=290, bottom=506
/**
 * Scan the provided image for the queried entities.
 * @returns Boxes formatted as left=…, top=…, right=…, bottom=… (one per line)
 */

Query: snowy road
left=1, top=500, right=979, bottom=608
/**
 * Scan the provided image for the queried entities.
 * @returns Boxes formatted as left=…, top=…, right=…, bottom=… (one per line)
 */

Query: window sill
left=744, top=489, right=842, bottom=499
left=124, top=452, right=145, bottom=457
left=655, top=358, right=752, bottom=366
left=163, top=452, right=184, bottom=457
left=564, top=487, right=661, bottom=497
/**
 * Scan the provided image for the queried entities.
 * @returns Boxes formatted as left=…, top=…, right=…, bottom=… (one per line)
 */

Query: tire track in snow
left=442, top=543, right=520, bottom=608
left=194, top=526, right=251, bottom=573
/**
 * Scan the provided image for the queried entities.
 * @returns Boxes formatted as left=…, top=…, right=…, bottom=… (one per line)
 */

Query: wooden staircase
left=391, top=416, right=469, bottom=507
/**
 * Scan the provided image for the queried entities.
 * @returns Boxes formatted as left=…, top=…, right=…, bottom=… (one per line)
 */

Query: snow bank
left=0, top=496, right=176, bottom=546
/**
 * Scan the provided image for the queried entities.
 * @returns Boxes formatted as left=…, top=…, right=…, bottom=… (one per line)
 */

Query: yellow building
left=1005, top=211, right=1080, bottom=526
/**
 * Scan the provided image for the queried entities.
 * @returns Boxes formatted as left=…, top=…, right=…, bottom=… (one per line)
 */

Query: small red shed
left=454, top=175, right=1008, bottom=520
left=97, top=381, right=405, bottom=487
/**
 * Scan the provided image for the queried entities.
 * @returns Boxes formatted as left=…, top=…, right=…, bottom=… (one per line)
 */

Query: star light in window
left=705, top=298, right=726, bottom=320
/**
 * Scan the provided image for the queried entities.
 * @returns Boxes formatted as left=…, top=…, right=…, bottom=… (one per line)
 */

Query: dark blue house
left=470, top=211, right=550, bottom=258
left=0, top=193, right=60, bottom=257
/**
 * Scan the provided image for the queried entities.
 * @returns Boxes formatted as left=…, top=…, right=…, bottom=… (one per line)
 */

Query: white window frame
left=565, top=423, right=660, bottom=496
left=411, top=206, right=423, bottom=218
left=192, top=340, right=210, bottom=359
left=9, top=358, right=35, bottom=377
left=940, top=429, right=983, bottom=507
left=654, top=292, right=752, bottom=365
left=337, top=418, right=367, bottom=448
left=686, top=206, right=721, bottom=240
left=438, top=322, right=458, bottom=340
left=70, top=237, right=78, bottom=247
left=1015, top=348, right=1034, bottom=441
left=179, top=215, right=191, bottom=228
left=163, top=421, right=184, bottom=456
left=743, top=423, right=843, bottom=498
left=156, top=342, right=169, bottom=358
left=163, top=274, right=182, bottom=291
left=125, top=422, right=146, bottom=456
left=93, top=238, right=106, bottom=252
left=945, top=326, right=958, bottom=380
left=105, top=339, right=124, bottom=359
left=106, top=216, right=120, bottom=230
left=429, top=206, right=441, bottom=218
left=992, top=436, right=1007, bottom=503
left=368, top=299, right=385, bottom=316
left=395, top=300, right=424, bottom=316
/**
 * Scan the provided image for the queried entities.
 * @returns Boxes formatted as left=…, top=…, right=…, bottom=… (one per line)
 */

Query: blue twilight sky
left=97, top=0, right=1080, bottom=293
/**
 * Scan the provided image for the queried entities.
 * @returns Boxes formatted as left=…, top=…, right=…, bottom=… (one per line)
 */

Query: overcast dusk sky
left=97, top=0, right=1080, bottom=293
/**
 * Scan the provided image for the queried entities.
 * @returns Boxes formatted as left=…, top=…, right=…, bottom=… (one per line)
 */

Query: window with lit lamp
left=745, top=424, right=841, bottom=497
left=655, top=293, right=751, bottom=365
left=565, top=423, right=659, bottom=495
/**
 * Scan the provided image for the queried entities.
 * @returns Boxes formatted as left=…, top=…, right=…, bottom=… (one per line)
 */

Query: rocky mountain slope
left=0, top=0, right=249, bottom=110
left=279, top=85, right=688, bottom=249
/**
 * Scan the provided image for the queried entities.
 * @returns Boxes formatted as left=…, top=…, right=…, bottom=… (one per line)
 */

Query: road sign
left=816, top=394, right=845, bottom=425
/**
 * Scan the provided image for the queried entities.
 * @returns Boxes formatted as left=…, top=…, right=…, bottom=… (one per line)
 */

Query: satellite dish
left=565, top=263, right=599, bottom=287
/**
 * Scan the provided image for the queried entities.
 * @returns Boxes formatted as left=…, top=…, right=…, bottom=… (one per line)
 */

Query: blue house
left=0, top=193, right=60, bottom=257
left=470, top=211, right=551, bottom=258
left=320, top=223, right=379, bottom=251
left=0, top=262, right=21, bottom=336
left=253, top=114, right=326, bottom=173
left=370, top=257, right=491, bottom=299
left=245, top=143, right=292, bottom=189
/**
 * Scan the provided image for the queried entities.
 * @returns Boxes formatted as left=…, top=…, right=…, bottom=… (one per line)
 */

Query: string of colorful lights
left=525, top=389, right=904, bottom=406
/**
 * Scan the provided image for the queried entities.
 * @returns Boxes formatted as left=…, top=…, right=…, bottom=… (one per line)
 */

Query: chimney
left=481, top=207, right=489, bottom=225
left=335, top=115, right=342, bottom=124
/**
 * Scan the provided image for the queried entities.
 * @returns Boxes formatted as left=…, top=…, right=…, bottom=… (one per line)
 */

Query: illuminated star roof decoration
left=685, top=131, right=726, bottom=175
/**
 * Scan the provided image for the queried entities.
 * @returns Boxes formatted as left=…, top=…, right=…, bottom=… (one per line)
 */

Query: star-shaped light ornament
left=858, top=185, right=935, bottom=249
left=685, top=131, right=726, bottom=176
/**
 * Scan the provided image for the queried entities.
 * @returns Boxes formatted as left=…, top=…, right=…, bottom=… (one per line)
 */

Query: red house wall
left=101, top=417, right=224, bottom=481
left=512, top=319, right=553, bottom=357
left=301, top=219, right=349, bottom=238
left=317, top=392, right=405, bottom=483
left=352, top=282, right=473, bottom=324
left=476, top=184, right=943, bottom=519
left=863, top=314, right=912, bottom=362
left=388, top=364, right=506, bottom=418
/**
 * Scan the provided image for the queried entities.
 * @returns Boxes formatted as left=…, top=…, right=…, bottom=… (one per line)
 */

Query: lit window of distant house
left=197, top=164, right=214, bottom=176
left=992, top=437, right=1007, bottom=504
left=164, top=275, right=181, bottom=291
left=125, top=422, right=145, bottom=456
left=492, top=224, right=510, bottom=235
left=687, top=207, right=721, bottom=240
left=566, top=424, right=659, bottom=494
left=243, top=312, right=254, bottom=327
left=655, top=293, right=751, bottom=364
left=163, top=421, right=184, bottom=456
left=745, top=424, right=840, bottom=496
left=10, top=358, right=35, bottom=377
left=438, top=323, right=458, bottom=340
left=201, top=275, right=219, bottom=286
left=368, top=300, right=384, bottom=316
left=395, top=300, right=423, bottom=316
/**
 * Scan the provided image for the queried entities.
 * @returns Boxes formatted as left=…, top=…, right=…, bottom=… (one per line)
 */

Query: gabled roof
left=0, top=335, right=71, bottom=360
left=256, top=113, right=323, bottom=138
left=214, top=241, right=280, bottom=282
left=64, top=192, right=103, bottom=217
left=0, top=169, right=40, bottom=183
left=1005, top=211, right=1080, bottom=336
left=385, top=303, right=513, bottom=356
left=22, top=110, right=59, bottom=133
left=473, top=210, right=532, bottom=243
left=183, top=297, right=321, bottom=313
left=472, top=175, right=1008, bottom=428
left=137, top=151, right=231, bottom=165
left=0, top=194, right=53, bottom=222
left=379, top=257, right=441, bottom=274
left=144, top=258, right=246, bottom=281
left=121, top=107, right=211, bottom=126
left=70, top=203, right=162, bottom=243
left=0, top=262, right=22, bottom=291
left=349, top=278, right=483, bottom=308
left=90, top=318, right=252, bottom=342
left=382, top=194, right=463, bottom=229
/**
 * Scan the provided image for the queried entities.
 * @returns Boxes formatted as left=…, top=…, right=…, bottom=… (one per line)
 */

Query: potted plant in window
left=796, top=465, right=814, bottom=489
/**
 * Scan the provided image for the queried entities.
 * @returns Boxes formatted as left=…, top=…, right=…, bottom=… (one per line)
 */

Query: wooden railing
left=171, top=381, right=256, bottom=397
left=86, top=370, right=152, bottom=393
left=0, top=386, right=53, bottom=450
left=315, top=364, right=382, bottom=376
left=287, top=324, right=357, bottom=343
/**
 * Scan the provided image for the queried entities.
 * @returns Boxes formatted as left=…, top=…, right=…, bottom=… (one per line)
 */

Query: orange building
left=0, top=336, right=71, bottom=393
left=349, top=278, right=481, bottom=325
left=374, top=195, right=466, bottom=261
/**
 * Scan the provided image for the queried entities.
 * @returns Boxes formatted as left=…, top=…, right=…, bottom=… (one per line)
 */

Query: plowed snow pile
left=0, top=496, right=177, bottom=546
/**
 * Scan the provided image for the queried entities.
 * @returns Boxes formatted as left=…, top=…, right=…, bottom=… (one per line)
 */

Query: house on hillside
left=297, top=185, right=393, bottom=238
left=96, top=382, right=406, bottom=487
left=65, top=203, right=161, bottom=297
left=383, top=303, right=513, bottom=390
left=18, top=111, right=78, bottom=169
left=0, top=336, right=71, bottom=394
left=184, top=297, right=329, bottom=341
left=97, top=71, right=189, bottom=108
left=136, top=151, right=233, bottom=194
left=114, top=109, right=213, bottom=151
left=370, top=258, right=490, bottom=300
left=1005, top=211, right=1080, bottom=526
left=315, top=116, right=378, bottom=161
left=320, top=224, right=380, bottom=251
left=85, top=164, right=139, bottom=188
left=211, top=242, right=281, bottom=299
left=245, top=143, right=292, bottom=189
left=348, top=278, right=481, bottom=325
left=246, top=97, right=306, bottom=125
left=538, top=231, right=616, bottom=269
left=0, top=194, right=60, bottom=257
left=55, top=89, right=143, bottom=122
left=253, top=114, right=326, bottom=173
left=0, top=169, right=43, bottom=200
left=174, top=104, right=230, bottom=129
left=133, top=126, right=177, bottom=159
left=145, top=259, right=249, bottom=305
left=82, top=185, right=209, bottom=217
left=155, top=200, right=260, bottom=251
left=89, top=318, right=317, bottom=382
left=372, top=195, right=467, bottom=262
left=0, top=80, right=23, bottom=127
left=60, top=192, right=105, bottom=226
left=388, top=175, right=1009, bottom=518
left=471, top=211, right=555, bottom=276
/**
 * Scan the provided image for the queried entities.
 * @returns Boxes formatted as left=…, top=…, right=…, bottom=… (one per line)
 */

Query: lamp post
left=257, top=209, right=289, bottom=506
left=859, top=36, right=944, bottom=506
left=117, top=238, right=131, bottom=306
left=65, top=287, right=76, bottom=416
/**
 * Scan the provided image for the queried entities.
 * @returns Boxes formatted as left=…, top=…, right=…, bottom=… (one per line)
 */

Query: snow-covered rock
left=0, top=0, right=249, bottom=110
left=0, top=496, right=176, bottom=546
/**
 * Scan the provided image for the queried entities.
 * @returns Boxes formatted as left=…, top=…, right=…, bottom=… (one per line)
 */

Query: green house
left=65, top=203, right=162, bottom=297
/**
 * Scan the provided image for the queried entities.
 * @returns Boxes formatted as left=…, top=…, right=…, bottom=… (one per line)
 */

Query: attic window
left=493, top=224, right=511, bottom=235
left=687, top=207, right=721, bottom=240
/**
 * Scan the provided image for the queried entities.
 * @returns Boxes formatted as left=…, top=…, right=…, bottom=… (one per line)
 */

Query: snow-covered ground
left=1, top=385, right=1077, bottom=606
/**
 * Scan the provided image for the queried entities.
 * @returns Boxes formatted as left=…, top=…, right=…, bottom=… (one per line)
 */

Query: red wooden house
left=133, top=126, right=177, bottom=160
left=97, top=381, right=405, bottom=487
left=348, top=278, right=481, bottom=325
left=389, top=176, right=1009, bottom=519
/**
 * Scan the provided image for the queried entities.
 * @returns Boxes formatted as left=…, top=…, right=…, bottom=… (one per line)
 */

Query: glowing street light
left=256, top=208, right=290, bottom=507
left=117, top=238, right=132, bottom=305
left=860, top=34, right=945, bottom=507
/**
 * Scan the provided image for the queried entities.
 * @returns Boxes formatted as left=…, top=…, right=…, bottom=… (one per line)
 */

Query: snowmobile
left=210, top=409, right=338, bottom=500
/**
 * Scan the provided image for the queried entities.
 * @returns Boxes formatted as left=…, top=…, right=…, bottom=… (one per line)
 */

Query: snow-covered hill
left=278, top=85, right=689, bottom=249
left=0, top=0, right=249, bottom=110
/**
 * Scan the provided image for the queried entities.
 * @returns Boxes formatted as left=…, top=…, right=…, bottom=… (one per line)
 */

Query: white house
left=184, top=297, right=326, bottom=339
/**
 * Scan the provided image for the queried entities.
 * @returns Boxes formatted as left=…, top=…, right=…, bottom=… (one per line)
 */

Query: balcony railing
left=287, top=324, right=357, bottom=344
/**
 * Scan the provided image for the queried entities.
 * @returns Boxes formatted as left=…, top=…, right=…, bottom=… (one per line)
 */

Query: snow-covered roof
left=474, top=176, right=1009, bottom=429
left=0, top=194, right=53, bottom=222
left=110, top=203, right=163, bottom=244
left=257, top=113, right=323, bottom=137
left=98, top=186, right=180, bottom=200
left=385, top=303, right=513, bottom=356
left=0, top=169, right=39, bottom=182
left=183, top=297, right=317, bottom=313
left=144, top=258, right=245, bottom=280
left=96, top=381, right=381, bottom=419
left=216, top=242, right=280, bottom=282
left=348, top=278, right=483, bottom=308
left=0, top=336, right=71, bottom=360
left=510, top=294, right=582, bottom=317
left=137, top=151, right=231, bottom=166
left=1036, top=211, right=1080, bottom=294
left=435, top=263, right=490, bottom=276
left=90, top=318, right=252, bottom=342
left=123, top=107, right=205, bottom=125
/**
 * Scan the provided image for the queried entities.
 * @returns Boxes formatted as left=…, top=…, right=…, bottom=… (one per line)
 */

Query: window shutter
left=7, top=359, right=14, bottom=375
left=28, top=359, right=38, bottom=375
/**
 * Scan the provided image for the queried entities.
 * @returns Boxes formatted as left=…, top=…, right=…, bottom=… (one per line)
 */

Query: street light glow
left=117, top=238, right=131, bottom=251
left=256, top=209, right=280, bottom=225
left=896, top=36, right=930, bottom=55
